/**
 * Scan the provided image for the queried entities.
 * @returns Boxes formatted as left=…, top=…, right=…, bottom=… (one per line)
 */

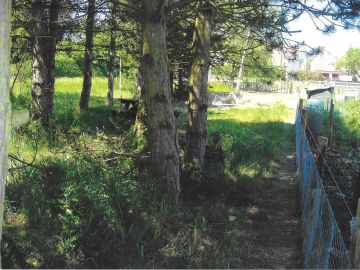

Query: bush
left=339, top=100, right=360, bottom=140
left=55, top=54, right=83, bottom=77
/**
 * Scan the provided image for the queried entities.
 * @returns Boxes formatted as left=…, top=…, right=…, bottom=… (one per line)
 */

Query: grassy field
left=208, top=81, right=234, bottom=93
left=11, top=76, right=138, bottom=133
left=11, top=76, right=136, bottom=110
left=11, top=77, right=235, bottom=112
left=3, top=77, right=294, bottom=268
left=208, top=105, right=293, bottom=180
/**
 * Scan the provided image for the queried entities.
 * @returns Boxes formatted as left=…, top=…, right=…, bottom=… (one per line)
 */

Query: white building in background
left=311, top=47, right=337, bottom=71
left=310, top=46, right=347, bottom=81
left=272, top=46, right=349, bottom=81
left=272, top=46, right=308, bottom=74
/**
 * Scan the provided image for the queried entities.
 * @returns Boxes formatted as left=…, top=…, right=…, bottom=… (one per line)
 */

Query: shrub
left=55, top=54, right=83, bottom=77
left=340, top=100, right=360, bottom=140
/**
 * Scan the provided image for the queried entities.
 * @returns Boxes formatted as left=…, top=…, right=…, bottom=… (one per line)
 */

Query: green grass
left=208, top=104, right=293, bottom=178
left=208, top=82, right=234, bottom=93
left=11, top=76, right=138, bottom=133
left=176, top=104, right=294, bottom=268
left=307, top=99, right=360, bottom=144
left=55, top=76, right=135, bottom=99
left=5, top=76, right=149, bottom=268
left=337, top=100, right=360, bottom=141
left=4, top=78, right=295, bottom=268
left=11, top=76, right=136, bottom=110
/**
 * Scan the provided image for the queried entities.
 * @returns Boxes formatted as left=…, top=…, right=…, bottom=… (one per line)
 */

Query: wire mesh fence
left=296, top=106, right=353, bottom=269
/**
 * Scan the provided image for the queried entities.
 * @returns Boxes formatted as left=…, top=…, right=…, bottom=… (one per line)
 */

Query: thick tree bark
left=186, top=5, right=213, bottom=164
left=141, top=0, right=180, bottom=204
left=107, top=2, right=116, bottom=107
left=79, top=0, right=95, bottom=110
left=31, top=0, right=58, bottom=127
left=0, top=0, right=11, bottom=266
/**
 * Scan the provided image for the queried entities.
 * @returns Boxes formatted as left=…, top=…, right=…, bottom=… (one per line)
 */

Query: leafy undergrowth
left=306, top=99, right=360, bottom=248
left=326, top=100, right=360, bottom=207
left=3, top=86, right=294, bottom=268
left=318, top=100, right=360, bottom=247
left=337, top=100, right=360, bottom=142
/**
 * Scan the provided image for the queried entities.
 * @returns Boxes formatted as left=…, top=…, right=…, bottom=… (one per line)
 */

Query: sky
left=287, top=13, right=360, bottom=57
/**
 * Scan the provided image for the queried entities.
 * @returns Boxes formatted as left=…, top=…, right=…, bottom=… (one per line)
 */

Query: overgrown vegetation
left=336, top=100, right=360, bottom=142
left=2, top=0, right=360, bottom=268
left=306, top=99, right=360, bottom=246
left=3, top=84, right=293, bottom=268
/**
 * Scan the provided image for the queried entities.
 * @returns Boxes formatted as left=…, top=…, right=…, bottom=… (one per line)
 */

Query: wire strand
left=300, top=109, right=354, bottom=219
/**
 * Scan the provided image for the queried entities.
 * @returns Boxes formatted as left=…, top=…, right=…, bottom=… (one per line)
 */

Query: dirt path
left=247, top=149, right=302, bottom=268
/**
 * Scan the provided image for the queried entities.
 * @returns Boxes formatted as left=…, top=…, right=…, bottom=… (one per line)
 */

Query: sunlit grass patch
left=55, top=76, right=135, bottom=99
left=11, top=76, right=137, bottom=111
left=5, top=83, right=297, bottom=268
left=208, top=82, right=234, bottom=93
left=208, top=104, right=291, bottom=123
left=208, top=104, right=293, bottom=179
left=337, top=99, right=360, bottom=141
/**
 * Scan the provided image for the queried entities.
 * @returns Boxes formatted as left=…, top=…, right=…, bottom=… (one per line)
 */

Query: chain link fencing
left=296, top=106, right=353, bottom=269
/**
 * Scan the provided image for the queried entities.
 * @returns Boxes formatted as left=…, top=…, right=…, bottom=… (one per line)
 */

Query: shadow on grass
left=2, top=154, right=162, bottom=268
left=3, top=94, right=143, bottom=268
left=170, top=118, right=297, bottom=268
left=53, top=92, right=134, bottom=136
left=182, top=119, right=294, bottom=205
left=3, top=105, right=299, bottom=269
left=10, top=91, right=134, bottom=137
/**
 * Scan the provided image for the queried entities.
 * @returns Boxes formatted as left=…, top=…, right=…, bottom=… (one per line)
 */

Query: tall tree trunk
left=49, top=0, right=58, bottom=105
left=235, top=30, right=250, bottom=92
left=107, top=2, right=116, bottom=107
left=186, top=4, right=213, bottom=164
left=235, top=49, right=246, bottom=92
left=31, top=0, right=58, bottom=127
left=230, top=61, right=235, bottom=88
left=0, top=0, right=11, bottom=266
left=141, top=0, right=180, bottom=204
left=79, top=0, right=95, bottom=110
